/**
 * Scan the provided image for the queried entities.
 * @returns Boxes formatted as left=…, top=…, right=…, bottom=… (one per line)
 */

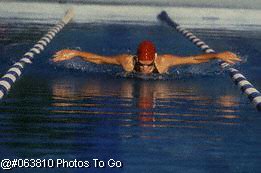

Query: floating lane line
left=0, top=8, right=75, bottom=100
left=157, top=11, right=261, bottom=111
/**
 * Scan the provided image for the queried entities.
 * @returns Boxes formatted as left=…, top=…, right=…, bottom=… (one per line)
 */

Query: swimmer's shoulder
left=115, top=54, right=135, bottom=72
left=155, top=54, right=175, bottom=74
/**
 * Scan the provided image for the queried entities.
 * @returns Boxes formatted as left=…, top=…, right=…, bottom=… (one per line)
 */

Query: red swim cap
left=137, top=40, right=156, bottom=61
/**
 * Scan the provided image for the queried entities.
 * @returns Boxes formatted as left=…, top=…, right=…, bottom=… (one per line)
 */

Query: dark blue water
left=0, top=10, right=261, bottom=173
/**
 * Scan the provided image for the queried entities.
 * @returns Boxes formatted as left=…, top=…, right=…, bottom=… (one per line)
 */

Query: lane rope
left=157, top=11, right=261, bottom=111
left=0, top=8, right=75, bottom=100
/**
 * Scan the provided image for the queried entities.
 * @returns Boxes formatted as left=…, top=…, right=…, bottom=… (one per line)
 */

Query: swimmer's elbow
left=194, top=59, right=210, bottom=64
left=95, top=57, right=121, bottom=65
left=184, top=57, right=209, bottom=64
left=93, top=60, right=102, bottom=64
left=176, top=58, right=208, bottom=65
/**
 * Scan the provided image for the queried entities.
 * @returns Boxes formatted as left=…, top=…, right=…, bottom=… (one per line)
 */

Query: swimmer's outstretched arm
left=52, top=49, right=131, bottom=65
left=160, top=51, right=241, bottom=68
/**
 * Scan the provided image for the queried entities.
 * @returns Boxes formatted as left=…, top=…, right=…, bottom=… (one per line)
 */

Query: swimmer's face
left=136, top=40, right=156, bottom=74
left=137, top=59, right=155, bottom=74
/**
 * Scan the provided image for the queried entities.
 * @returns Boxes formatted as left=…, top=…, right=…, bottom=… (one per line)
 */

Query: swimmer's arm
left=77, top=51, right=122, bottom=65
left=161, top=51, right=241, bottom=67
left=52, top=49, right=131, bottom=65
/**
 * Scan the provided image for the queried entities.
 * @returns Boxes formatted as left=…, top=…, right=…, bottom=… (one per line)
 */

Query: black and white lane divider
left=158, top=11, right=261, bottom=111
left=0, top=8, right=75, bottom=100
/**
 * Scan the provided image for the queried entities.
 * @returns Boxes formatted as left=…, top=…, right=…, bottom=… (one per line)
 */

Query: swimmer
left=52, top=40, right=241, bottom=74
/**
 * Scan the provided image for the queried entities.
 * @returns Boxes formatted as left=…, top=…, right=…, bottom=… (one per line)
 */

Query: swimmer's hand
left=52, top=49, right=79, bottom=62
left=217, top=51, right=242, bottom=65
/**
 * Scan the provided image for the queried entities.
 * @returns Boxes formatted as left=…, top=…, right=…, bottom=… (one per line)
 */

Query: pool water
left=0, top=3, right=261, bottom=173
